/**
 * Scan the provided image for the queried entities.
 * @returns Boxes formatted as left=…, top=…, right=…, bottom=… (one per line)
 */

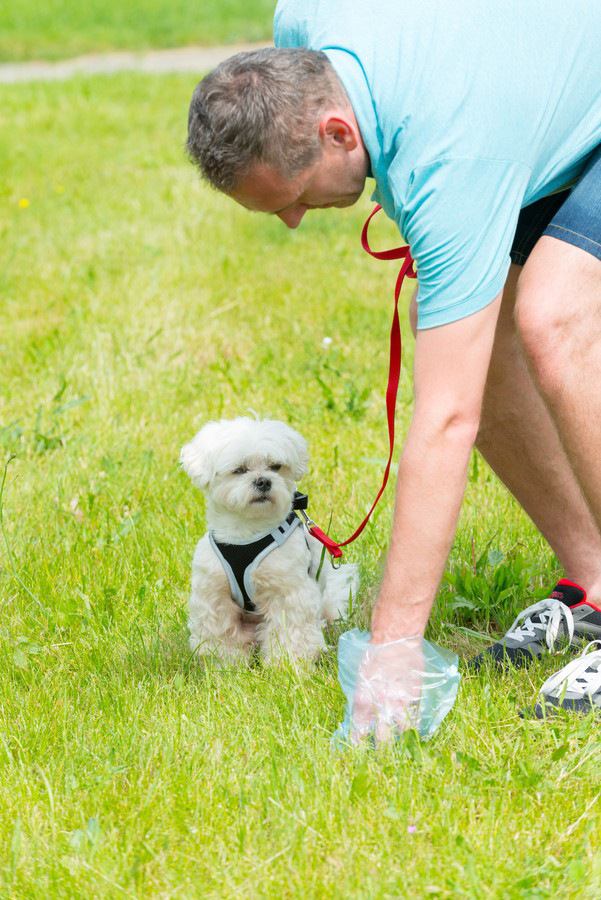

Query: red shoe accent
left=556, top=577, right=587, bottom=601
left=571, top=599, right=601, bottom=612
left=555, top=578, right=601, bottom=612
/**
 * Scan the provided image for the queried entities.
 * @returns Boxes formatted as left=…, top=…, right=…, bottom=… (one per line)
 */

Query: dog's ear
left=279, top=424, right=309, bottom=481
left=180, top=428, right=215, bottom=490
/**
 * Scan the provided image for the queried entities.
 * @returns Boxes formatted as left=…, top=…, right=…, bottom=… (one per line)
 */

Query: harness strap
left=308, top=204, right=417, bottom=558
left=210, top=511, right=301, bottom=613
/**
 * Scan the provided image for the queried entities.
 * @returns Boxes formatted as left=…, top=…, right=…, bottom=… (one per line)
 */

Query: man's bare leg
left=512, top=237, right=601, bottom=599
left=409, top=262, right=601, bottom=600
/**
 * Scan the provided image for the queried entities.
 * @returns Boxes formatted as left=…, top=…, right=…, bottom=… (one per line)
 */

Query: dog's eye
left=269, top=464, right=282, bottom=472
left=232, top=466, right=248, bottom=475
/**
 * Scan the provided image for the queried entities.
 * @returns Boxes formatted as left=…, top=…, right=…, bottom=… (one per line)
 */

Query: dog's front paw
left=259, top=623, right=327, bottom=665
left=189, top=635, right=251, bottom=666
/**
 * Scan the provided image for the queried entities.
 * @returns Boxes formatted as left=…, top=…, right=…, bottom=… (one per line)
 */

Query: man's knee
left=514, top=238, right=601, bottom=392
left=515, top=276, right=571, bottom=393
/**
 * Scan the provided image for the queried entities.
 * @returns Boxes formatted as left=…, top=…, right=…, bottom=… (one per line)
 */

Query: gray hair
left=187, top=48, right=347, bottom=192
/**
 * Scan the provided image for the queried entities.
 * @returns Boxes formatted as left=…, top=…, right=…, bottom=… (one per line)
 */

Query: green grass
left=1, top=73, right=600, bottom=897
left=0, top=1, right=274, bottom=63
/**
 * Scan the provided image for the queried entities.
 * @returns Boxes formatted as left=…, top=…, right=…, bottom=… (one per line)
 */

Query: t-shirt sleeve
left=273, top=0, right=306, bottom=48
left=392, top=156, right=532, bottom=329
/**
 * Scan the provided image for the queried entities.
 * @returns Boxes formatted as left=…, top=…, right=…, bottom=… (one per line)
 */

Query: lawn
left=0, top=72, right=599, bottom=897
left=0, top=1, right=274, bottom=63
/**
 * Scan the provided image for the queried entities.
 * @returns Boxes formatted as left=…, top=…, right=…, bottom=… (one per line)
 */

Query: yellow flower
left=19, top=198, right=30, bottom=208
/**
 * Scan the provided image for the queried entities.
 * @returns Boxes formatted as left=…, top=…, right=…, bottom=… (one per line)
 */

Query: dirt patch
left=0, top=42, right=270, bottom=83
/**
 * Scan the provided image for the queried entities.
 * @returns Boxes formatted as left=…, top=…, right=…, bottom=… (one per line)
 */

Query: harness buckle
left=292, top=491, right=309, bottom=511
left=298, top=508, right=316, bottom=529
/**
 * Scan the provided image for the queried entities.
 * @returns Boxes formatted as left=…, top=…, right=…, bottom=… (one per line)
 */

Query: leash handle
left=313, top=205, right=417, bottom=559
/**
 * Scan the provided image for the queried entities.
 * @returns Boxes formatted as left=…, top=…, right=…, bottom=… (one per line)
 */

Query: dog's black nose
left=254, top=477, right=272, bottom=493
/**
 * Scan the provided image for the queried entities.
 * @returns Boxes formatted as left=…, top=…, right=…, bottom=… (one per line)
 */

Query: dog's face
left=181, top=418, right=308, bottom=529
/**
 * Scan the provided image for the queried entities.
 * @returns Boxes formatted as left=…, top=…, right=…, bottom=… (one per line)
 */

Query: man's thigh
left=517, top=235, right=601, bottom=352
left=516, top=144, right=601, bottom=346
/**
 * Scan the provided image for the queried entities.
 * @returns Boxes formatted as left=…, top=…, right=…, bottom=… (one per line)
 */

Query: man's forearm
left=370, top=416, right=476, bottom=642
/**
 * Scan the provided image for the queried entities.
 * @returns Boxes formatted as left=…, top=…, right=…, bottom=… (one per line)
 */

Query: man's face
left=229, top=113, right=369, bottom=229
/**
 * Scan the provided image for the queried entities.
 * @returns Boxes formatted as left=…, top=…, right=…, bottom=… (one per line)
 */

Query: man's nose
left=276, top=204, right=308, bottom=229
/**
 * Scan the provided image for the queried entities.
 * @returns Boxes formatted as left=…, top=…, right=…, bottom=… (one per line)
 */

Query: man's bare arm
left=370, top=292, right=503, bottom=642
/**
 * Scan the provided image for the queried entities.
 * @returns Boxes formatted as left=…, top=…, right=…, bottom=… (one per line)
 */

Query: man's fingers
left=374, top=718, right=393, bottom=744
left=394, top=702, right=419, bottom=732
left=350, top=688, right=374, bottom=743
left=347, top=644, right=426, bottom=745
left=350, top=709, right=374, bottom=744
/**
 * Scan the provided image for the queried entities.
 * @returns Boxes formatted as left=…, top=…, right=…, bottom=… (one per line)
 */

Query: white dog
left=180, top=417, right=358, bottom=663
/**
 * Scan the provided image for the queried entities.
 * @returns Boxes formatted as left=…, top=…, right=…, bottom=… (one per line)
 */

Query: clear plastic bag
left=333, top=629, right=461, bottom=745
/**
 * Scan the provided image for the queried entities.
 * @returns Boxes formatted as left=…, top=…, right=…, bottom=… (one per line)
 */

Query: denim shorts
left=511, top=143, right=601, bottom=265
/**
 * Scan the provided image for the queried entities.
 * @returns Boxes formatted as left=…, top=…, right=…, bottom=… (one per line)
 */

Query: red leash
left=304, top=204, right=417, bottom=559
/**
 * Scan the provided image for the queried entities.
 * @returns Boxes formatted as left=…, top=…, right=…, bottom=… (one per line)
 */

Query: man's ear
left=320, top=114, right=359, bottom=151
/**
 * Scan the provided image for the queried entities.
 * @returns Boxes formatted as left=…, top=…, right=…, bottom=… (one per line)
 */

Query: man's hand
left=351, top=636, right=424, bottom=744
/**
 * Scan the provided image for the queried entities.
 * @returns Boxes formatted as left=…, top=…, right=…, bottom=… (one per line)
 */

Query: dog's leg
left=188, top=570, right=255, bottom=664
left=319, top=562, right=359, bottom=622
left=306, top=533, right=358, bottom=622
left=257, top=578, right=327, bottom=663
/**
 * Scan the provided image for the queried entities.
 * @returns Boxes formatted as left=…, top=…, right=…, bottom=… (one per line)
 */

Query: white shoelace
left=539, top=641, right=601, bottom=700
left=505, top=598, right=575, bottom=651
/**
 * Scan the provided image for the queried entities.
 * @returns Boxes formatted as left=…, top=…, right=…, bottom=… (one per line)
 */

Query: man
left=186, top=1, right=601, bottom=736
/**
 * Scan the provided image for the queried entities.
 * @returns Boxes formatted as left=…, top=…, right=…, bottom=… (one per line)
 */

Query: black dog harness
left=209, top=493, right=310, bottom=615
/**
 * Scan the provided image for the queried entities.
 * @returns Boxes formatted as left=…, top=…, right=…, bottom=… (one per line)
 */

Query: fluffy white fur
left=181, top=417, right=358, bottom=663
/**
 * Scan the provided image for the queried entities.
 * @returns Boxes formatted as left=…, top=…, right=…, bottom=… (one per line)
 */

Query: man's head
left=187, top=48, right=369, bottom=228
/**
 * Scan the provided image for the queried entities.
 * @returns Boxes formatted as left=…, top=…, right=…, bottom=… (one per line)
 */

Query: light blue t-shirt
left=274, top=1, right=601, bottom=328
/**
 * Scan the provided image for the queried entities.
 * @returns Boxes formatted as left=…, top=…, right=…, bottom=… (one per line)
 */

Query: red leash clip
left=297, top=507, right=344, bottom=561
left=309, top=204, right=417, bottom=560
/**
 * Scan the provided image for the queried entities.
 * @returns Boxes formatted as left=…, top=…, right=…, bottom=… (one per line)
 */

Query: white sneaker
left=471, top=579, right=601, bottom=668
left=534, top=641, right=601, bottom=717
